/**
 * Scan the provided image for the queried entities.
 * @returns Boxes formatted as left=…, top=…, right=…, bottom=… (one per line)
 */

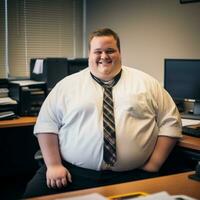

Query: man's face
left=89, top=36, right=121, bottom=81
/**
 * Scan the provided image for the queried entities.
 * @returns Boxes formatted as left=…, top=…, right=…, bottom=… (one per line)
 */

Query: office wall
left=85, top=0, right=200, bottom=84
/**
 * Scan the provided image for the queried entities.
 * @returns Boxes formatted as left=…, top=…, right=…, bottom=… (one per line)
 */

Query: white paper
left=33, top=59, right=44, bottom=74
left=0, top=97, right=17, bottom=105
left=131, top=191, right=173, bottom=200
left=128, top=191, right=197, bottom=200
left=55, top=192, right=197, bottom=200
left=0, top=88, right=9, bottom=97
left=173, top=195, right=197, bottom=200
left=181, top=118, right=200, bottom=127
left=10, top=80, right=45, bottom=86
left=0, top=111, right=15, bottom=119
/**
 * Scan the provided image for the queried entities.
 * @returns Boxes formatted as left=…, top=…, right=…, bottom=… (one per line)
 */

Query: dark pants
left=23, top=161, right=160, bottom=198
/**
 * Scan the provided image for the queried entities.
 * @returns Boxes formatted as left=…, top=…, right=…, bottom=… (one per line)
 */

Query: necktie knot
left=103, top=85, right=113, bottom=93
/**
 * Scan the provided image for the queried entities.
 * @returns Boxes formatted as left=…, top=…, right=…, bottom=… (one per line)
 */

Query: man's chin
left=98, top=70, right=114, bottom=80
left=99, top=67, right=112, bottom=75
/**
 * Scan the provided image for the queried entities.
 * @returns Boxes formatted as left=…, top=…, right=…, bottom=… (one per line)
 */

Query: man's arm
left=141, top=136, right=178, bottom=172
left=37, top=133, right=72, bottom=188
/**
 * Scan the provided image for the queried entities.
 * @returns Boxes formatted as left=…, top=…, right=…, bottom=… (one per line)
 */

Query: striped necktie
left=103, top=84, right=116, bottom=166
left=90, top=70, right=122, bottom=167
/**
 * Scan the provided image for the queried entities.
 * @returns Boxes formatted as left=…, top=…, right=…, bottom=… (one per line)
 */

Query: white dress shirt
left=34, top=66, right=182, bottom=171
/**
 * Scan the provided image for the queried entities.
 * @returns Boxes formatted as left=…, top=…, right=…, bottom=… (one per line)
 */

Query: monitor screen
left=164, top=59, right=200, bottom=118
left=164, top=59, right=200, bottom=101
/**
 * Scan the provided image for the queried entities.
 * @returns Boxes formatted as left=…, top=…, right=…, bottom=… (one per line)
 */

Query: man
left=23, top=28, right=182, bottom=198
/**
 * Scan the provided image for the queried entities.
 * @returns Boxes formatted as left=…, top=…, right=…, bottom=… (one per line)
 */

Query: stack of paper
left=0, top=97, right=17, bottom=105
left=56, top=192, right=197, bottom=200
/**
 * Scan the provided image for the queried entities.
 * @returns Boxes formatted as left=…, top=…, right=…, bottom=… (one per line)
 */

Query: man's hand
left=46, top=164, right=72, bottom=188
left=37, top=133, right=72, bottom=188
left=141, top=136, right=178, bottom=172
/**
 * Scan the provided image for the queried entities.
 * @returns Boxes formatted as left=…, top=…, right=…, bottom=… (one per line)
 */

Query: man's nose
left=101, top=51, right=109, bottom=59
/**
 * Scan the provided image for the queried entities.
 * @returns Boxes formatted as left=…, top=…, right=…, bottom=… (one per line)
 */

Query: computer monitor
left=164, top=59, right=200, bottom=119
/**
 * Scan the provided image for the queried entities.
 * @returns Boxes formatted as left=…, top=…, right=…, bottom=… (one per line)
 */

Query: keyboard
left=182, top=126, right=200, bottom=138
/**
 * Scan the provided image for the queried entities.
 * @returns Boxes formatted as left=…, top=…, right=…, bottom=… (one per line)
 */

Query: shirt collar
left=90, top=70, right=122, bottom=88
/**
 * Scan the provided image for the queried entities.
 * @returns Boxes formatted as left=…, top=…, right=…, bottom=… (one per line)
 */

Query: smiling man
left=23, top=28, right=182, bottom=198
left=88, top=30, right=122, bottom=80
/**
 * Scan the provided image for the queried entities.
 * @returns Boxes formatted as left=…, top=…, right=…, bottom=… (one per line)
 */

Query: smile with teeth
left=99, top=60, right=112, bottom=65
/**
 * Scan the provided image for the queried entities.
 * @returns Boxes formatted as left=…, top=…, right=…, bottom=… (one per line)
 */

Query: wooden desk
left=0, top=116, right=37, bottom=128
left=179, top=134, right=200, bottom=151
left=28, top=171, right=200, bottom=200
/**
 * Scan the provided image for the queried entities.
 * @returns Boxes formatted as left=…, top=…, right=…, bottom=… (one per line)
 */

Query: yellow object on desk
left=108, top=191, right=148, bottom=199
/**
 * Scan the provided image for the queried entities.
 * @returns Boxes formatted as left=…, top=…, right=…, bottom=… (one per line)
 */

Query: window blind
left=0, top=0, right=6, bottom=78
left=7, top=0, right=83, bottom=78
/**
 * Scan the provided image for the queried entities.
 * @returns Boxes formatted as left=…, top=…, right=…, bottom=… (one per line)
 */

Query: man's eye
left=94, top=51, right=101, bottom=55
left=106, top=49, right=116, bottom=54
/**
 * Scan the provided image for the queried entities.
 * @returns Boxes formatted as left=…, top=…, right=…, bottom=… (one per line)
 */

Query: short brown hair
left=89, top=28, right=121, bottom=52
